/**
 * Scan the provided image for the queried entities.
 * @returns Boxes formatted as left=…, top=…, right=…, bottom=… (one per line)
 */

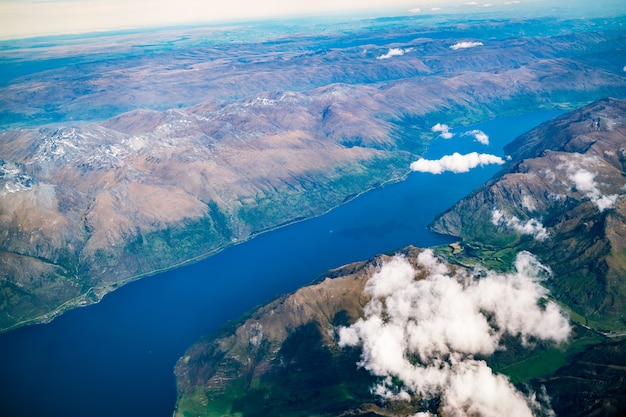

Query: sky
left=0, top=0, right=622, bottom=40
left=0, top=0, right=539, bottom=40
left=0, top=0, right=415, bottom=39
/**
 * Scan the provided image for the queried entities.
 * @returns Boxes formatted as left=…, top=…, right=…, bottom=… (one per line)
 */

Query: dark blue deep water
left=0, top=111, right=562, bottom=417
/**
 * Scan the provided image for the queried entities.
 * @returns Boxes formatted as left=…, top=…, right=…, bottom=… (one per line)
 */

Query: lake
left=0, top=110, right=562, bottom=417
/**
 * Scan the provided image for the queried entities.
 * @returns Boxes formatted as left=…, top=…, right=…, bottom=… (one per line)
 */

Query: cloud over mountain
left=410, top=152, right=504, bottom=174
left=567, top=167, right=619, bottom=212
left=339, top=250, right=570, bottom=417
left=377, top=47, right=413, bottom=60
left=450, top=41, right=484, bottom=50
left=491, top=209, right=549, bottom=240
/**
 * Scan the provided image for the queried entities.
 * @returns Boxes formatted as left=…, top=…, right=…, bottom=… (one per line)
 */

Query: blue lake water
left=0, top=110, right=562, bottom=417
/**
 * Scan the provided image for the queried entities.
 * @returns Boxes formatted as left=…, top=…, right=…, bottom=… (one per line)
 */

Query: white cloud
left=504, top=0, right=521, bottom=4
left=450, top=41, right=484, bottom=50
left=594, top=194, right=619, bottom=211
left=432, top=125, right=489, bottom=143
left=410, top=152, right=505, bottom=174
left=431, top=123, right=454, bottom=139
left=521, top=194, right=537, bottom=211
left=463, top=129, right=490, bottom=145
left=377, top=47, right=413, bottom=60
left=491, top=209, right=549, bottom=241
left=465, top=1, right=493, bottom=6
left=431, top=124, right=449, bottom=133
left=570, top=169, right=596, bottom=194
left=339, top=250, right=570, bottom=417
left=408, top=7, right=422, bottom=13
left=431, top=7, right=442, bottom=11
left=568, top=168, right=618, bottom=212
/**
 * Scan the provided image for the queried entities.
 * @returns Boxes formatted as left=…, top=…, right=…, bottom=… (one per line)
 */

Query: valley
left=174, top=98, right=626, bottom=417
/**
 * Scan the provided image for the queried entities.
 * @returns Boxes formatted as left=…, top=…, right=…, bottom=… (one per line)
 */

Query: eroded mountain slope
left=431, top=97, right=626, bottom=329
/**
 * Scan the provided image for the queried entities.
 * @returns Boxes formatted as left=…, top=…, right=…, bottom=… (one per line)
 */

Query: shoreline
left=0, top=106, right=582, bottom=334
left=0, top=168, right=413, bottom=334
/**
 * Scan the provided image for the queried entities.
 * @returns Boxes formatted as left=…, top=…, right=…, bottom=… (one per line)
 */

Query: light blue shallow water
left=0, top=110, right=562, bottom=417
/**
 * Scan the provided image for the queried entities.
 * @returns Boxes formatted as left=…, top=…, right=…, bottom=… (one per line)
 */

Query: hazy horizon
left=0, top=0, right=419, bottom=40
left=2, top=0, right=619, bottom=41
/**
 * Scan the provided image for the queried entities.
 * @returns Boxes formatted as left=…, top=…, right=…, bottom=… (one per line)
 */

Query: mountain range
left=2, top=15, right=626, bottom=332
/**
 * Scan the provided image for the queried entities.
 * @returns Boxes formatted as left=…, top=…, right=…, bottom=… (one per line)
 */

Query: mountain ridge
left=430, top=97, right=626, bottom=329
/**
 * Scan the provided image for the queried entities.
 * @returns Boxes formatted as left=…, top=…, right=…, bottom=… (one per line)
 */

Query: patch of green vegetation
left=435, top=241, right=519, bottom=274
left=389, top=114, right=432, bottom=155
left=207, top=201, right=233, bottom=240
left=98, top=212, right=233, bottom=280
left=491, top=325, right=605, bottom=384
left=230, top=325, right=377, bottom=417
left=0, top=263, right=86, bottom=333
left=532, top=337, right=626, bottom=417
left=177, top=322, right=379, bottom=417
left=436, top=241, right=620, bottom=386
left=237, top=153, right=409, bottom=236
left=437, top=208, right=626, bottom=333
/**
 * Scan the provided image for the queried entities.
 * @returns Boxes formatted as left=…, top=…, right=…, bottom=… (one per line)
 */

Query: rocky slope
left=430, top=97, right=626, bottom=330
left=2, top=15, right=626, bottom=332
